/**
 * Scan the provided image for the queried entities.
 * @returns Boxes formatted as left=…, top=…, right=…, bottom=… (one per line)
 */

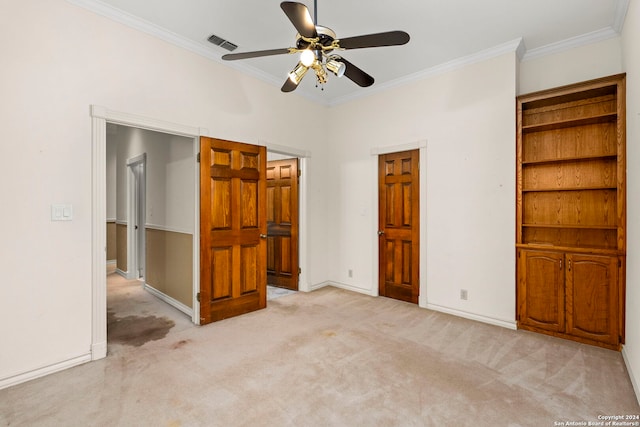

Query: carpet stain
left=171, top=339, right=191, bottom=349
left=322, top=330, right=337, bottom=337
left=107, top=310, right=175, bottom=346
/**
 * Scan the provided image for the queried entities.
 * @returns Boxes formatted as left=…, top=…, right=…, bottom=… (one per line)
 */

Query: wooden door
left=199, top=137, right=267, bottom=324
left=565, top=253, right=619, bottom=346
left=378, top=150, right=419, bottom=303
left=517, top=249, right=565, bottom=332
left=266, top=158, right=299, bottom=290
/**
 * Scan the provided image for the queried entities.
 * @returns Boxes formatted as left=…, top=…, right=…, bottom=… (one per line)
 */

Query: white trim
left=106, top=218, right=116, bottom=223
left=262, top=141, right=312, bottom=159
left=329, top=281, right=377, bottom=297
left=330, top=38, right=524, bottom=107
left=145, top=223, right=193, bottom=235
left=126, top=154, right=146, bottom=280
left=522, top=27, right=619, bottom=62
left=370, top=140, right=428, bottom=156
left=144, top=283, right=193, bottom=317
left=126, top=152, right=146, bottom=167
left=613, top=0, right=630, bottom=33
left=68, top=1, right=326, bottom=106
left=115, top=268, right=127, bottom=278
left=308, top=280, right=332, bottom=292
left=106, top=259, right=116, bottom=265
left=622, top=347, right=640, bottom=406
left=262, top=144, right=311, bottom=293
left=91, top=113, right=107, bottom=361
left=426, top=303, right=518, bottom=330
left=0, top=354, right=91, bottom=390
left=91, top=105, right=203, bottom=360
left=115, top=220, right=127, bottom=226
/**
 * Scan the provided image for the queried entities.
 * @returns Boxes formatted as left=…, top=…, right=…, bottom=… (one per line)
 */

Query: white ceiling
left=71, top=0, right=628, bottom=105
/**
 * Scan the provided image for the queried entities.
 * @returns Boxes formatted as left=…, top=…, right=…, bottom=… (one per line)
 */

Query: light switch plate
left=51, top=204, right=73, bottom=221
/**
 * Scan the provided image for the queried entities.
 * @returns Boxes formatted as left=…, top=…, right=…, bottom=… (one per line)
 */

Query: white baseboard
left=323, top=281, right=376, bottom=296
left=91, top=341, right=107, bottom=360
left=0, top=354, right=91, bottom=390
left=115, top=268, right=127, bottom=278
left=308, top=280, right=331, bottom=292
left=144, top=283, right=193, bottom=317
left=426, top=303, right=518, bottom=330
left=106, top=259, right=116, bottom=265
left=622, top=346, right=640, bottom=406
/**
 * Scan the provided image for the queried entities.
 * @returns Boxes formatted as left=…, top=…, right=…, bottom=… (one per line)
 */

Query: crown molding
left=613, top=0, right=630, bottom=32
left=521, top=27, right=620, bottom=62
left=329, top=38, right=524, bottom=107
left=66, top=0, right=328, bottom=105
left=68, top=0, right=629, bottom=108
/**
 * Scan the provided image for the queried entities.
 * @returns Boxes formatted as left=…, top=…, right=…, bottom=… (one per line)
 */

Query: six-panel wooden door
left=199, top=137, right=267, bottom=324
left=266, top=158, right=299, bottom=291
left=378, top=150, right=420, bottom=303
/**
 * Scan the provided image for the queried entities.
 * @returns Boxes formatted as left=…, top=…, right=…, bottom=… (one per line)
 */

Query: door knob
left=260, top=234, right=267, bottom=239
left=377, top=230, right=385, bottom=236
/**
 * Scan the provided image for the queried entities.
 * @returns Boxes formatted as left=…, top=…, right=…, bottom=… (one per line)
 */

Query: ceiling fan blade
left=339, top=57, right=375, bottom=87
left=281, top=77, right=299, bottom=92
left=339, top=31, right=410, bottom=50
left=281, top=2, right=317, bottom=39
left=222, top=48, right=291, bottom=61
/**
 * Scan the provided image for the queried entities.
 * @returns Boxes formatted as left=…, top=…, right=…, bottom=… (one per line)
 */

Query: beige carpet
left=1, top=271, right=638, bottom=426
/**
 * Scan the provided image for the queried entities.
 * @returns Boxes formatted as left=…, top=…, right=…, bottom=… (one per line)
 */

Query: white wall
left=0, top=0, right=328, bottom=386
left=326, top=53, right=518, bottom=326
left=113, top=126, right=194, bottom=233
left=621, top=0, right=640, bottom=404
left=518, top=36, right=623, bottom=94
left=106, top=130, right=117, bottom=220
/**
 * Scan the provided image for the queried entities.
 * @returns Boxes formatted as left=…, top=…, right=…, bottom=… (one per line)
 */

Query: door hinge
left=298, top=268, right=301, bottom=275
left=298, top=169, right=301, bottom=177
left=196, top=292, right=200, bottom=302
left=197, top=153, right=200, bottom=163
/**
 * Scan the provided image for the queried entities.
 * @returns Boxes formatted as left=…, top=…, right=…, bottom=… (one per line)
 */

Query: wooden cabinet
left=516, top=74, right=626, bottom=350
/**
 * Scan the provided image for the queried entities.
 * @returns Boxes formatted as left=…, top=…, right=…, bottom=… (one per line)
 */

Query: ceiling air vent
left=207, top=34, right=238, bottom=52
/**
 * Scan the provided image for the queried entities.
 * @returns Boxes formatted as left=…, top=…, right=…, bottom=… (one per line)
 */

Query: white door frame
left=126, top=153, right=146, bottom=280
left=263, top=142, right=312, bottom=293
left=90, top=105, right=205, bottom=360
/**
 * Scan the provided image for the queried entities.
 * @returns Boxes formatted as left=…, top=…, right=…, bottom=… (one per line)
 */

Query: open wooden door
left=266, top=158, right=299, bottom=290
left=199, top=137, right=267, bottom=324
left=378, top=150, right=420, bottom=303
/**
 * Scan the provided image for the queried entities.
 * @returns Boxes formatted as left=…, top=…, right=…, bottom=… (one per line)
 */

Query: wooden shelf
left=522, top=154, right=616, bottom=165
left=516, top=243, right=622, bottom=256
left=522, top=223, right=617, bottom=230
left=522, top=186, right=617, bottom=192
left=522, top=112, right=617, bottom=133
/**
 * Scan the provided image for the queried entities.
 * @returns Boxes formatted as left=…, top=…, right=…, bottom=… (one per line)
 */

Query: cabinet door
left=518, top=250, right=565, bottom=332
left=565, top=254, right=619, bottom=346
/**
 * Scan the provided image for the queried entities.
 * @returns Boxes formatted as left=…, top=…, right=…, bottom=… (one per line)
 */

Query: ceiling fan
left=221, top=1, right=410, bottom=92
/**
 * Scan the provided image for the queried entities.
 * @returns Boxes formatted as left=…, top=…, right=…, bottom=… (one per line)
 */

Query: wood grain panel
left=523, top=190, right=616, bottom=226
left=211, top=179, right=231, bottom=230
left=241, top=180, right=258, bottom=228
left=241, top=245, right=258, bottom=294
left=211, top=247, right=232, bottom=300
left=522, top=227, right=617, bottom=249
left=522, top=123, right=616, bottom=162
left=522, top=94, right=616, bottom=126
left=523, top=159, right=616, bottom=190
left=378, top=150, right=419, bottom=304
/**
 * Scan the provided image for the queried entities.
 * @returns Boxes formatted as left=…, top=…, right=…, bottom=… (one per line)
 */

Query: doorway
left=91, top=106, right=312, bottom=360
left=266, top=157, right=300, bottom=291
left=377, top=149, right=420, bottom=303
left=126, top=153, right=146, bottom=280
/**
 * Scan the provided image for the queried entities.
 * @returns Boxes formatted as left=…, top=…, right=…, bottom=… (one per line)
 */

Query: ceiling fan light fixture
left=300, top=49, right=316, bottom=67
left=289, top=62, right=309, bottom=84
left=326, top=58, right=346, bottom=78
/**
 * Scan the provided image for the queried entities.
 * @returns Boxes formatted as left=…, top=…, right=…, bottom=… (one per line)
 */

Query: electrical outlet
left=460, top=289, right=468, bottom=300
left=348, top=269, right=353, bottom=278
